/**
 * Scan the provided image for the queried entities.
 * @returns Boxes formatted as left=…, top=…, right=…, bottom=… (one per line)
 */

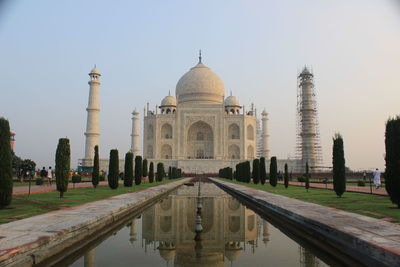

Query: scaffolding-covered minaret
left=296, top=66, right=323, bottom=172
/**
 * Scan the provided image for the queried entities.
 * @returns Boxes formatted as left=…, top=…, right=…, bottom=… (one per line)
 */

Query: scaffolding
left=295, top=67, right=323, bottom=173
left=256, top=115, right=264, bottom=158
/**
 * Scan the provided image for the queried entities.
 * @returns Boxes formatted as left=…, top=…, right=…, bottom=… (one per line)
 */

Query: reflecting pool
left=68, top=182, right=329, bottom=266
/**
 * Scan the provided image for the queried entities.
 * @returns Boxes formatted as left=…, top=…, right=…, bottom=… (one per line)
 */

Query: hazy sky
left=1, top=0, right=399, bottom=171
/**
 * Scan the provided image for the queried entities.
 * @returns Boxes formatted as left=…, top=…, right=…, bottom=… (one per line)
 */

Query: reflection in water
left=70, top=182, right=329, bottom=267
left=83, top=248, right=95, bottom=267
left=300, top=246, right=320, bottom=267
left=142, top=182, right=259, bottom=266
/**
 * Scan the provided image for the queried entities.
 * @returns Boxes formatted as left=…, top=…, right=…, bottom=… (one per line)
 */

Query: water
left=68, top=182, right=330, bottom=267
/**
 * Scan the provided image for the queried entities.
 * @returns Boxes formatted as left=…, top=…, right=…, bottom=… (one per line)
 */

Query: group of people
left=39, top=166, right=53, bottom=185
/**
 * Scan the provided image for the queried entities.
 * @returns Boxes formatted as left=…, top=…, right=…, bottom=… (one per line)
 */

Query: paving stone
left=0, top=179, right=190, bottom=267
left=211, top=178, right=400, bottom=267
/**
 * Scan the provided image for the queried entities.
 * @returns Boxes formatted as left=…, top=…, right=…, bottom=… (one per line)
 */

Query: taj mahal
left=80, top=53, right=320, bottom=173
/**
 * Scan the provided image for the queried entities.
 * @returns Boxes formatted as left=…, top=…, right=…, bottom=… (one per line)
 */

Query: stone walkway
left=13, top=181, right=117, bottom=196
left=211, top=178, right=400, bottom=267
left=0, top=178, right=190, bottom=266
left=279, top=181, right=388, bottom=196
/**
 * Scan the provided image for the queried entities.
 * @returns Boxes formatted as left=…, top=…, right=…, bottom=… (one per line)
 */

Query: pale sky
left=1, top=0, right=399, bottom=171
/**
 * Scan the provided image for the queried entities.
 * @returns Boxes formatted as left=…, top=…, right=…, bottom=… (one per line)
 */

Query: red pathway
left=279, top=181, right=388, bottom=196
left=13, top=181, right=111, bottom=196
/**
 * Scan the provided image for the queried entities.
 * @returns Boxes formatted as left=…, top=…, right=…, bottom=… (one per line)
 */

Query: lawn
left=0, top=179, right=179, bottom=224
left=218, top=178, right=400, bottom=223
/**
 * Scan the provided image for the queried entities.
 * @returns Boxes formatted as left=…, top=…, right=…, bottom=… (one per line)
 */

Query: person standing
left=372, top=168, right=381, bottom=189
left=47, top=166, right=53, bottom=185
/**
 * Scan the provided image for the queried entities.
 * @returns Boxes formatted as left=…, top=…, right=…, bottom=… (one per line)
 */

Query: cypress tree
left=172, top=167, right=178, bottom=179
left=149, top=162, right=154, bottom=183
left=332, top=133, right=346, bottom=197
left=134, top=156, right=142, bottom=185
left=269, top=156, right=277, bottom=187
left=385, top=117, right=400, bottom=208
left=168, top=166, right=172, bottom=180
left=260, top=157, right=266, bottom=185
left=235, top=164, right=239, bottom=181
left=108, top=149, right=119, bottom=189
left=0, top=118, right=13, bottom=207
left=124, top=152, right=134, bottom=187
left=55, top=138, right=71, bottom=197
left=92, top=145, right=100, bottom=188
left=142, top=158, right=148, bottom=179
left=305, top=162, right=310, bottom=192
left=227, top=167, right=233, bottom=180
left=244, top=161, right=250, bottom=183
left=156, top=162, right=164, bottom=182
left=284, top=163, right=289, bottom=189
left=252, top=159, right=260, bottom=184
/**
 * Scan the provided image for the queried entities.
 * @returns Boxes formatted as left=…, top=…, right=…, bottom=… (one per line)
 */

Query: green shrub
left=252, top=159, right=260, bottom=184
left=385, top=116, right=400, bottom=208
left=55, top=138, right=71, bottom=197
left=108, top=149, right=119, bottom=189
left=149, top=162, right=154, bottom=183
left=284, top=163, right=289, bottom=188
left=357, top=180, right=366, bottom=187
left=124, top=152, right=134, bottom=187
left=92, top=145, right=99, bottom=188
left=269, top=156, right=277, bottom=187
left=333, top=133, right=346, bottom=197
left=99, top=175, right=105, bottom=181
left=0, top=118, right=13, bottom=207
left=297, top=177, right=306, bottom=183
left=36, top=177, right=44, bottom=185
left=260, top=157, right=266, bottom=185
left=134, top=156, right=143, bottom=185
left=156, top=162, right=164, bottom=182
left=72, top=174, right=82, bottom=183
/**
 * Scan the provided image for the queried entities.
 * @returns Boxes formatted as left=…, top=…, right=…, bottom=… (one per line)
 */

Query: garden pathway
left=13, top=181, right=112, bottom=196
left=278, top=181, right=388, bottom=196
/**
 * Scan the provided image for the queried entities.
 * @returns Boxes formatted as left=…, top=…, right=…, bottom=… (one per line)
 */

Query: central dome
left=175, top=60, right=225, bottom=104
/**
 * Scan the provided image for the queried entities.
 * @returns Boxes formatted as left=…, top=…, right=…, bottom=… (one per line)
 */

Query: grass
left=218, top=178, right=400, bottom=223
left=0, top=179, right=179, bottom=224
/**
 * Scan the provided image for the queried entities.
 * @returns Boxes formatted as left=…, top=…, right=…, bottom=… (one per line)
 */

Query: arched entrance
left=187, top=121, right=214, bottom=159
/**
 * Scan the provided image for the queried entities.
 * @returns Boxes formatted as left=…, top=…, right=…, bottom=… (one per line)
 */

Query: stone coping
left=0, top=178, right=190, bottom=266
left=211, top=178, right=400, bottom=267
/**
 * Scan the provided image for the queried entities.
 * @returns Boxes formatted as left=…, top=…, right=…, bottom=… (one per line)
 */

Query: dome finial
left=168, top=90, right=171, bottom=96
left=198, top=49, right=202, bottom=63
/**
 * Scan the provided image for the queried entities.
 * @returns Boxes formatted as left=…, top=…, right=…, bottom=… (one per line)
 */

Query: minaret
left=84, top=66, right=101, bottom=164
left=297, top=67, right=322, bottom=172
left=261, top=109, right=269, bottom=159
left=131, top=109, right=140, bottom=156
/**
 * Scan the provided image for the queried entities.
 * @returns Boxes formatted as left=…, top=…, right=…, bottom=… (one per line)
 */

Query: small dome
left=176, top=60, right=225, bottom=104
left=301, top=66, right=312, bottom=75
left=225, top=95, right=240, bottom=107
left=225, top=250, right=241, bottom=262
left=159, top=249, right=176, bottom=261
left=261, top=109, right=268, bottom=116
left=161, top=95, right=177, bottom=107
left=89, top=66, right=101, bottom=76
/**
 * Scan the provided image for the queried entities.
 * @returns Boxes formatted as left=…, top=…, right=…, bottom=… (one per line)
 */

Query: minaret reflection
left=83, top=248, right=95, bottom=267
left=299, top=246, right=320, bottom=267
left=141, top=181, right=258, bottom=266
left=262, top=220, right=270, bottom=246
left=129, top=218, right=137, bottom=246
